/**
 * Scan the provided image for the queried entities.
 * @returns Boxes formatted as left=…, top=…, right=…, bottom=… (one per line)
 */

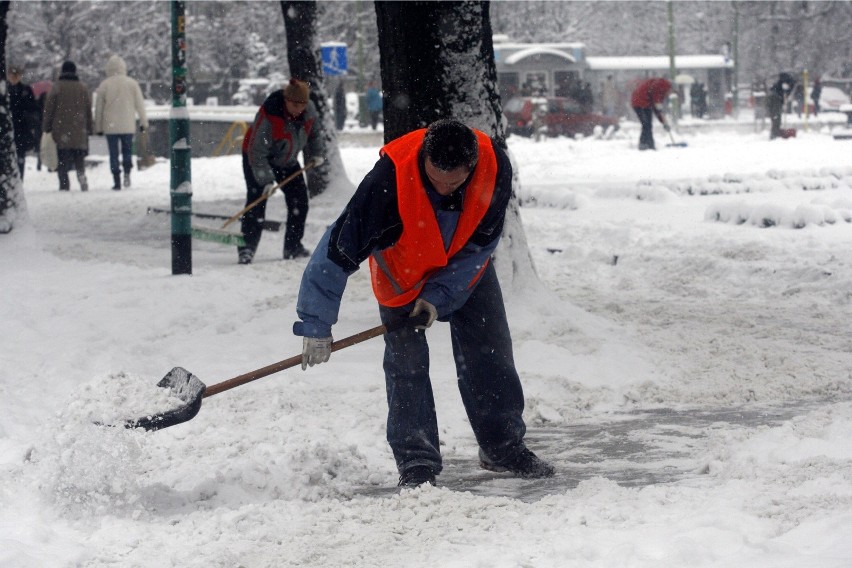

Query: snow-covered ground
left=1, top=124, right=851, bottom=567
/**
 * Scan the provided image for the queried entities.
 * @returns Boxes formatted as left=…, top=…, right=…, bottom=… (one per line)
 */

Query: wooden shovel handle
left=202, top=313, right=428, bottom=398
left=220, top=158, right=321, bottom=230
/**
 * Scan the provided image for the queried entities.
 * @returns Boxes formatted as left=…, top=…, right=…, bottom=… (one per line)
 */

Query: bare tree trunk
left=0, top=0, right=24, bottom=233
left=374, top=0, right=539, bottom=293
left=280, top=0, right=349, bottom=197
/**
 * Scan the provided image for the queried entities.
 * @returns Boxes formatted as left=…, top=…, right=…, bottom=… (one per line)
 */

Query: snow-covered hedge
left=705, top=200, right=852, bottom=229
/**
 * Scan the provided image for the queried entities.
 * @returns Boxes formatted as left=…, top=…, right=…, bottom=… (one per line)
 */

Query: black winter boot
left=112, top=173, right=121, bottom=190
left=479, top=447, right=555, bottom=478
left=398, top=465, right=436, bottom=488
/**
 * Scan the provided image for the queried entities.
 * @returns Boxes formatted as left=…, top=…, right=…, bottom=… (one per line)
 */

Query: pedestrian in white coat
left=94, top=55, right=148, bottom=190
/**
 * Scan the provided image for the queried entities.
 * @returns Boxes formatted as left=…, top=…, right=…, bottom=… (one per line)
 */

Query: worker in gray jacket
left=238, top=79, right=324, bottom=264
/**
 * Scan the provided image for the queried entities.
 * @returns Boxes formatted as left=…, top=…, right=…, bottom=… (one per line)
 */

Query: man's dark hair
left=422, top=119, right=478, bottom=171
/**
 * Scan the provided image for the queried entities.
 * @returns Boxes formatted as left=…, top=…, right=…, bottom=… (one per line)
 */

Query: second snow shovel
left=126, top=312, right=428, bottom=432
left=665, top=129, right=688, bottom=148
left=191, top=157, right=325, bottom=247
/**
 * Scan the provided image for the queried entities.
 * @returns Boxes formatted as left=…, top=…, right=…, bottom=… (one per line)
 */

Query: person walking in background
left=6, top=64, right=39, bottom=180
left=765, top=73, right=795, bottom=140
left=333, top=82, right=346, bottom=131
left=31, top=79, right=53, bottom=171
left=811, top=77, right=822, bottom=117
left=366, top=82, right=382, bottom=130
left=43, top=61, right=92, bottom=192
left=690, top=83, right=708, bottom=119
left=294, top=119, right=555, bottom=488
left=792, top=82, right=805, bottom=117
left=631, top=77, right=672, bottom=151
left=601, top=74, right=618, bottom=117
left=95, top=54, right=148, bottom=190
left=238, top=78, right=324, bottom=265
left=577, top=81, right=594, bottom=113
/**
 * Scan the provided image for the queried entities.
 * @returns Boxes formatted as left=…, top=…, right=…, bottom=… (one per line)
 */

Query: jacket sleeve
left=303, top=113, right=326, bottom=165
left=94, top=84, right=105, bottom=133
left=134, top=82, right=148, bottom=129
left=86, top=89, right=94, bottom=135
left=419, top=238, right=499, bottom=318
left=42, top=89, right=56, bottom=134
left=293, top=227, right=351, bottom=338
left=294, top=156, right=401, bottom=337
left=245, top=110, right=277, bottom=186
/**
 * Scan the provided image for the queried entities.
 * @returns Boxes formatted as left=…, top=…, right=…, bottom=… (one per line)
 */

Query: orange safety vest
left=369, top=128, right=497, bottom=307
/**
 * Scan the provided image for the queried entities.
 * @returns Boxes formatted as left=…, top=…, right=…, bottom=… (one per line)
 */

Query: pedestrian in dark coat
left=6, top=65, right=39, bottom=180
left=293, top=119, right=555, bottom=488
left=631, top=77, right=672, bottom=150
left=42, top=61, right=93, bottom=191
left=792, top=82, right=805, bottom=117
left=333, top=82, right=346, bottom=131
left=366, top=83, right=382, bottom=130
left=238, top=79, right=325, bottom=264
left=765, top=73, right=795, bottom=140
left=811, top=78, right=822, bottom=117
left=31, top=80, right=52, bottom=171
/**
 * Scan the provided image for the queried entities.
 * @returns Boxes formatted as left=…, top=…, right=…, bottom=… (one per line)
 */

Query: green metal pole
left=667, top=0, right=679, bottom=124
left=170, top=0, right=192, bottom=275
left=732, top=1, right=740, bottom=117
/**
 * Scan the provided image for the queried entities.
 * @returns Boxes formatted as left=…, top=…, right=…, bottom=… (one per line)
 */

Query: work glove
left=301, top=336, right=333, bottom=370
left=263, top=182, right=278, bottom=197
left=410, top=298, right=437, bottom=330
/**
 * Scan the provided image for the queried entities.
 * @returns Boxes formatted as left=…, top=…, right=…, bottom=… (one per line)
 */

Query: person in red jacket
left=631, top=77, right=672, bottom=150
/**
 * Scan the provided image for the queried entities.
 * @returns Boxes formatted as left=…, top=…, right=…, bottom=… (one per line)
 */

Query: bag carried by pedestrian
left=40, top=132, right=58, bottom=171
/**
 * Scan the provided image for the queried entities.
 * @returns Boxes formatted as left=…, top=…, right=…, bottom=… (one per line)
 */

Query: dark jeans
left=57, top=149, right=86, bottom=190
left=379, top=262, right=527, bottom=475
left=634, top=106, right=655, bottom=150
left=240, top=154, right=308, bottom=253
left=106, top=134, right=134, bottom=175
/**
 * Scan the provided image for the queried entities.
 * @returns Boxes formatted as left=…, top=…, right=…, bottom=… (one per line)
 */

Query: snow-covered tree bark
left=281, top=0, right=349, bottom=197
left=375, top=0, right=540, bottom=293
left=0, top=0, right=24, bottom=233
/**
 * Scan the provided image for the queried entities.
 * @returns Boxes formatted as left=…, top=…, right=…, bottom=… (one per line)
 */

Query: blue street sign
left=321, top=43, right=348, bottom=76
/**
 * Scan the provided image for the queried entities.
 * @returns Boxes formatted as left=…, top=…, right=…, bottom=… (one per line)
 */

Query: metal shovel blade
left=125, top=315, right=427, bottom=433
left=126, top=367, right=207, bottom=431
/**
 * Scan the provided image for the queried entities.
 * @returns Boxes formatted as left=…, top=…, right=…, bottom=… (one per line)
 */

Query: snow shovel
left=126, top=312, right=429, bottom=432
left=665, top=129, right=688, bottom=148
left=191, top=157, right=324, bottom=247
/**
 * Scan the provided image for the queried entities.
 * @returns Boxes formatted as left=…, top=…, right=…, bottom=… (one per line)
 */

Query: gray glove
left=263, top=182, right=278, bottom=197
left=663, top=123, right=671, bottom=132
left=301, top=336, right=333, bottom=370
left=410, top=298, right=437, bottom=329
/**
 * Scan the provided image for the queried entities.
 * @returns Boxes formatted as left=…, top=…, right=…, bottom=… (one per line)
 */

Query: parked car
left=817, top=86, right=851, bottom=113
left=503, top=96, right=619, bottom=138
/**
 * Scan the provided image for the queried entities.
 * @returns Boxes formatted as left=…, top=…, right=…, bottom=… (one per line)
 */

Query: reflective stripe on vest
left=369, top=128, right=497, bottom=307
